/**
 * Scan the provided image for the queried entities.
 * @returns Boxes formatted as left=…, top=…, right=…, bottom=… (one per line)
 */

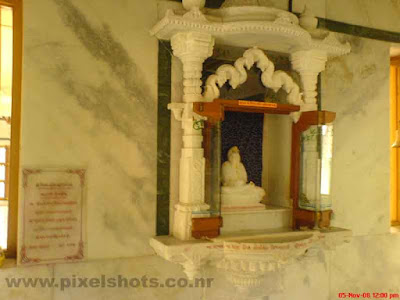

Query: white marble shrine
left=150, top=0, right=352, bottom=297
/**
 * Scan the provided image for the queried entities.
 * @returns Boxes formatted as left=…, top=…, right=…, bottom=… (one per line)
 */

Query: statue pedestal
left=221, top=203, right=266, bottom=212
left=220, top=205, right=292, bottom=234
left=220, top=182, right=267, bottom=212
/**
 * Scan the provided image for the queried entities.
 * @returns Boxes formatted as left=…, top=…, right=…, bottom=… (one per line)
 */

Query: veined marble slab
left=21, top=0, right=158, bottom=259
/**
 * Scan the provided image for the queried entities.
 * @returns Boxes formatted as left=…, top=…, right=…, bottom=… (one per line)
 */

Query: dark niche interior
left=202, top=46, right=300, bottom=188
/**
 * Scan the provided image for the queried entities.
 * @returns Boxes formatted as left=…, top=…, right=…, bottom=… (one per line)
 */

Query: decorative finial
left=182, top=0, right=206, bottom=11
left=299, top=5, right=318, bottom=31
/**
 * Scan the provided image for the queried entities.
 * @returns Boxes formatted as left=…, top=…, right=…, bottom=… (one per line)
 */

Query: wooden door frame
left=2, top=0, right=22, bottom=258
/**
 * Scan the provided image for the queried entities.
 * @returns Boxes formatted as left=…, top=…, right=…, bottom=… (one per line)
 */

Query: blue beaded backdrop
left=202, top=47, right=296, bottom=190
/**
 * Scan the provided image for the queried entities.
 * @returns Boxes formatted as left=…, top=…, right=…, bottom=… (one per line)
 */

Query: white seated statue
left=221, top=146, right=266, bottom=211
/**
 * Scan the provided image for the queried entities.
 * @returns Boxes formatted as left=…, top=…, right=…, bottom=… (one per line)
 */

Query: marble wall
left=322, top=35, right=400, bottom=298
left=1, top=0, right=400, bottom=300
left=19, top=0, right=158, bottom=260
left=293, top=0, right=400, bottom=33
left=322, top=36, right=391, bottom=236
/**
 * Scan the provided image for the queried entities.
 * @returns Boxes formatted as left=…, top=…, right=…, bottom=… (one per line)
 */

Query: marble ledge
left=150, top=227, right=352, bottom=280
left=221, top=205, right=291, bottom=215
left=150, top=227, right=353, bottom=262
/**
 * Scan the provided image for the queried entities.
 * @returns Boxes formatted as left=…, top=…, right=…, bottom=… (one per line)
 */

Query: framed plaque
left=19, top=168, right=86, bottom=265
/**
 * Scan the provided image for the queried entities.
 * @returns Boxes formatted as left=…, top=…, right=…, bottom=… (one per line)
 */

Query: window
left=0, top=146, right=9, bottom=248
left=0, top=0, right=22, bottom=258
left=391, top=54, right=400, bottom=226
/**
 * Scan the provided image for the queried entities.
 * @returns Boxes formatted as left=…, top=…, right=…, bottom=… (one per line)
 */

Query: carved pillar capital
left=290, top=49, right=327, bottom=111
left=171, top=32, right=215, bottom=103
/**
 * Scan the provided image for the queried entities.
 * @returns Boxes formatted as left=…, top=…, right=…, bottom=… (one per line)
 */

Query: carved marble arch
left=202, top=47, right=304, bottom=109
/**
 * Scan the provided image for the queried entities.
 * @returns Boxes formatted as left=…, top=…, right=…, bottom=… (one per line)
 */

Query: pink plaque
left=20, top=168, right=86, bottom=265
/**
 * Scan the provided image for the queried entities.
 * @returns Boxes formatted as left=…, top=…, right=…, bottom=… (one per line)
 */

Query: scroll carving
left=203, top=47, right=303, bottom=108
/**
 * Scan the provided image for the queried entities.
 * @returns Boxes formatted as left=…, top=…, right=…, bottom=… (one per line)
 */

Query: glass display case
left=192, top=105, right=337, bottom=238
left=291, top=111, right=336, bottom=229
left=203, top=121, right=222, bottom=216
left=192, top=99, right=303, bottom=238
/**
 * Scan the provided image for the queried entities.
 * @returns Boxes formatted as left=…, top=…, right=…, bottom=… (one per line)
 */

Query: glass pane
left=204, top=121, right=221, bottom=216
left=0, top=5, right=12, bottom=118
left=0, top=202, right=7, bottom=249
left=299, top=125, right=319, bottom=211
left=299, top=123, right=334, bottom=211
left=0, top=165, right=5, bottom=180
left=0, top=5, right=12, bottom=251
left=0, top=182, right=5, bottom=198
left=320, top=125, right=334, bottom=195
left=0, top=147, right=6, bottom=163
left=1, top=6, right=12, bottom=27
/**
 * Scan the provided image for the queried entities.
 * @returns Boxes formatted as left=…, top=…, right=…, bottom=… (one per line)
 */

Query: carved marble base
left=221, top=189, right=266, bottom=211
left=151, top=228, right=351, bottom=297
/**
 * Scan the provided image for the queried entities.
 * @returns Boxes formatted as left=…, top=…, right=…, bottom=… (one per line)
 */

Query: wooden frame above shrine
left=194, top=99, right=301, bottom=123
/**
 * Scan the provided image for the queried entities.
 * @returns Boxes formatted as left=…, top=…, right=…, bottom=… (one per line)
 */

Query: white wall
left=19, top=0, right=158, bottom=260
